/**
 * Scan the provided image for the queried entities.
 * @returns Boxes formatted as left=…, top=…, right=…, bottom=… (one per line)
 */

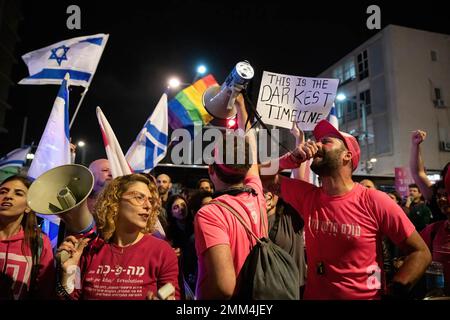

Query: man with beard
left=261, top=119, right=431, bottom=299
left=156, top=174, right=172, bottom=208
left=156, top=174, right=173, bottom=232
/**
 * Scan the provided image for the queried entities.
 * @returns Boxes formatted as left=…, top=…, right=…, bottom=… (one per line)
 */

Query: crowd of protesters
left=1, top=95, right=449, bottom=300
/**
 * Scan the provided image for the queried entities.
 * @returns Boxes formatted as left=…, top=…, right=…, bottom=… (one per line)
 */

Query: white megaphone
left=202, top=61, right=254, bottom=120
left=27, top=164, right=94, bottom=235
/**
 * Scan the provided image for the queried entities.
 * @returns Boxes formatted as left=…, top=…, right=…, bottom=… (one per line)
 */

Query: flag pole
left=69, top=86, right=89, bottom=128
left=69, top=34, right=109, bottom=129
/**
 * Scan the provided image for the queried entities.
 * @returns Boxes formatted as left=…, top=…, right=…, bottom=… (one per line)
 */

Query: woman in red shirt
left=57, top=173, right=180, bottom=300
left=0, top=175, right=55, bottom=300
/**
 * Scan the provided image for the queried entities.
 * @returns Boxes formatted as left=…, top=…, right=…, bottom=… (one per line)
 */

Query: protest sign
left=256, top=71, right=339, bottom=130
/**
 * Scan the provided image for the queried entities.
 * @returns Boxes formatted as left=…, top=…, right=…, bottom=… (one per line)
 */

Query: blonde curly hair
left=93, top=174, right=161, bottom=242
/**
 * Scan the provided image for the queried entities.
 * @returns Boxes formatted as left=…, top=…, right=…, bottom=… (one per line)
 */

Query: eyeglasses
left=122, top=191, right=156, bottom=207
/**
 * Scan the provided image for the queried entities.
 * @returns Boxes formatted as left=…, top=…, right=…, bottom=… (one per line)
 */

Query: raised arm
left=290, top=122, right=309, bottom=181
left=235, top=93, right=258, bottom=177
left=409, top=130, right=433, bottom=201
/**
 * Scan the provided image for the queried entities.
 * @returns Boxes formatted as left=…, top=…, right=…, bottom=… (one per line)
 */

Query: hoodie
left=0, top=228, right=55, bottom=300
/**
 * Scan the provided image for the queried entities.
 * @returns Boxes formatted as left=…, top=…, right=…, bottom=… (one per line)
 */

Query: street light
left=77, top=140, right=86, bottom=165
left=197, top=65, right=207, bottom=75
left=167, top=77, right=192, bottom=90
left=167, top=77, right=181, bottom=89
left=193, top=64, right=208, bottom=82
left=336, top=92, right=374, bottom=173
left=336, top=93, right=347, bottom=101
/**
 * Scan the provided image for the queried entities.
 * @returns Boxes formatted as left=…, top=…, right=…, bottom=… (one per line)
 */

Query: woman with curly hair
left=56, top=174, right=180, bottom=300
left=0, top=175, right=55, bottom=300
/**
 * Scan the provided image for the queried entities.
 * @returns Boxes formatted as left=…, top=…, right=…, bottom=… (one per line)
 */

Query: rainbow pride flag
left=168, top=74, right=218, bottom=135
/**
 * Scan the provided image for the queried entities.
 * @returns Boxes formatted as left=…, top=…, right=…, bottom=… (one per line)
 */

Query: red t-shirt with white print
left=281, top=177, right=415, bottom=300
left=0, top=229, right=55, bottom=300
left=70, top=234, right=180, bottom=300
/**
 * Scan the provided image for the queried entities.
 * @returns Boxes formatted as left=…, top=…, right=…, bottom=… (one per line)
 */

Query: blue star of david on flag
left=19, top=33, right=109, bottom=87
left=49, top=45, right=70, bottom=66
left=126, top=93, right=168, bottom=173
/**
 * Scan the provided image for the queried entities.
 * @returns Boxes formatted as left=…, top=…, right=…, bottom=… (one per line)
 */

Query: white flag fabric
left=96, top=107, right=132, bottom=178
left=19, top=33, right=109, bottom=87
left=96, top=107, right=166, bottom=237
left=27, top=75, right=72, bottom=246
left=126, top=93, right=168, bottom=173
left=28, top=75, right=71, bottom=180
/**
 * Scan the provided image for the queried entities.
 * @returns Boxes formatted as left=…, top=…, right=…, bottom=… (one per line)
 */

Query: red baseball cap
left=313, top=120, right=361, bottom=171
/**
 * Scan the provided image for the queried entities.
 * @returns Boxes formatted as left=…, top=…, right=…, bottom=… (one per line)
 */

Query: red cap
left=313, top=120, right=361, bottom=171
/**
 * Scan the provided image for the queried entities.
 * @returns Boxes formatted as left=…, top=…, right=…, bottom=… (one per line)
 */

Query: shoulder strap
left=209, top=200, right=263, bottom=245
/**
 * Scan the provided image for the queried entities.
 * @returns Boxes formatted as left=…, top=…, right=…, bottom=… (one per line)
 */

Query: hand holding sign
left=257, top=71, right=339, bottom=130
left=290, top=121, right=304, bottom=144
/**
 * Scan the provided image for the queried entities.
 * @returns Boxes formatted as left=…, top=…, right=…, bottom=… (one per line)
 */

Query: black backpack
left=209, top=200, right=300, bottom=300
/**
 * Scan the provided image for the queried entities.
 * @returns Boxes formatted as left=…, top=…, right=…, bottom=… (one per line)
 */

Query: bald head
left=156, top=174, right=172, bottom=196
left=89, top=159, right=112, bottom=193
left=360, top=179, right=377, bottom=190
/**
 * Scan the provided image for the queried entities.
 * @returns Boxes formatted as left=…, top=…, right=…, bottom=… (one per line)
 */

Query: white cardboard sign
left=256, top=71, right=339, bottom=130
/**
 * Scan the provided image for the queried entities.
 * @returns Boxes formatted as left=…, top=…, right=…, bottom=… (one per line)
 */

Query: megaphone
left=27, top=164, right=94, bottom=234
left=202, top=61, right=254, bottom=120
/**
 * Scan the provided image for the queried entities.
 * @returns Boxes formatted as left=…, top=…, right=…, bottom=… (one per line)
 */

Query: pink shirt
left=71, top=234, right=180, bottom=300
left=0, top=229, right=55, bottom=300
left=194, top=175, right=267, bottom=297
left=420, top=220, right=450, bottom=292
left=281, top=177, right=415, bottom=300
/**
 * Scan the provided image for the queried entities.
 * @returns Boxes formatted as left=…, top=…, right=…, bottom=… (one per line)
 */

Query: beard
left=158, top=186, right=168, bottom=195
left=310, top=148, right=342, bottom=177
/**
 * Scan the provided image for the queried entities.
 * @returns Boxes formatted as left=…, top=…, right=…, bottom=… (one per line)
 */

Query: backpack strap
left=209, top=200, right=263, bottom=245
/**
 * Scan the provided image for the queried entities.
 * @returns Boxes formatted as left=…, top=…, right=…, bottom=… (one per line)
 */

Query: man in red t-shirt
left=194, top=94, right=267, bottom=300
left=261, top=120, right=431, bottom=299
left=420, top=167, right=450, bottom=295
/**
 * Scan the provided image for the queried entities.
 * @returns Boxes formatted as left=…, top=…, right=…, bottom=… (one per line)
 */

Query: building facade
left=318, top=24, right=450, bottom=177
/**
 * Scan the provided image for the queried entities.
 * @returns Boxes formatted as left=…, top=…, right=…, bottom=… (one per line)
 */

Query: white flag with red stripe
left=95, top=106, right=166, bottom=237
left=96, top=107, right=132, bottom=178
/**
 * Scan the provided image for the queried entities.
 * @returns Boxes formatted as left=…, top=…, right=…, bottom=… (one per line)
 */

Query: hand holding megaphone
left=203, top=61, right=254, bottom=120
left=27, top=164, right=95, bottom=234
left=56, top=235, right=90, bottom=270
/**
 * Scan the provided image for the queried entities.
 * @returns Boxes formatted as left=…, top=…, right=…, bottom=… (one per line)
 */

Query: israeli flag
left=126, top=93, right=168, bottom=173
left=27, top=74, right=72, bottom=247
left=19, top=33, right=109, bottom=87
left=0, top=147, right=31, bottom=169
left=328, top=103, right=339, bottom=129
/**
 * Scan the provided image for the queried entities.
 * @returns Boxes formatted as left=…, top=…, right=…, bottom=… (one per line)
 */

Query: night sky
left=3, top=0, right=450, bottom=165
